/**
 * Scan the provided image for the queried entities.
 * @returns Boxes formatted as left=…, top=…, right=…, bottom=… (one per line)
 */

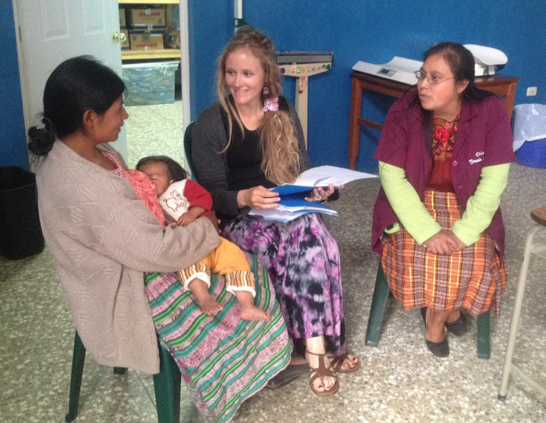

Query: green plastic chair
left=365, top=261, right=491, bottom=359
left=183, top=122, right=198, bottom=182
left=65, top=332, right=181, bottom=423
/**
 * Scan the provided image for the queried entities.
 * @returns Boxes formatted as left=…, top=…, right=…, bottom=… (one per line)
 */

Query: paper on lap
left=248, top=166, right=374, bottom=222
left=272, top=165, right=377, bottom=195
left=248, top=208, right=310, bottom=222
left=291, top=165, right=377, bottom=187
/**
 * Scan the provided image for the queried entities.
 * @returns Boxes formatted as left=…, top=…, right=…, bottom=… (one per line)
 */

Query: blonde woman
left=192, top=26, right=359, bottom=396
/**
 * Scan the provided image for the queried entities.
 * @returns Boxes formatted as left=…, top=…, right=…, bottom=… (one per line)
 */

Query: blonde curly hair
left=216, top=26, right=300, bottom=185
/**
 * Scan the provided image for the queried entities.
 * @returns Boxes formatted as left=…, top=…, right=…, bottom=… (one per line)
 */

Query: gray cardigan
left=191, top=96, right=311, bottom=216
left=37, top=141, right=220, bottom=374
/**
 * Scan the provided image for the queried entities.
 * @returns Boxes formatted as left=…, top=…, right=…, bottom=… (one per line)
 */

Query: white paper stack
left=248, top=166, right=377, bottom=222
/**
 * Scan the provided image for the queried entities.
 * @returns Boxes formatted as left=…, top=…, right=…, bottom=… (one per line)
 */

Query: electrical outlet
left=527, top=87, right=537, bottom=96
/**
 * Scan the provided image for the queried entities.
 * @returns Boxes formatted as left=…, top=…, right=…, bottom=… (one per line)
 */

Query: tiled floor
left=1, top=109, right=546, bottom=422
left=125, top=101, right=185, bottom=171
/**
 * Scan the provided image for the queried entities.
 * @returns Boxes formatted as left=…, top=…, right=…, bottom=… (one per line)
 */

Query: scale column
left=295, top=76, right=309, bottom=148
left=279, top=62, right=331, bottom=151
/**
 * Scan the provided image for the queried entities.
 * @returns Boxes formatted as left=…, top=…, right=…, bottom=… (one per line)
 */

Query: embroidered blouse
left=428, top=115, right=459, bottom=192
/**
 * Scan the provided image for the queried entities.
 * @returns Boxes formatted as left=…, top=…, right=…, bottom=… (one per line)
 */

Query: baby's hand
left=177, top=212, right=196, bottom=227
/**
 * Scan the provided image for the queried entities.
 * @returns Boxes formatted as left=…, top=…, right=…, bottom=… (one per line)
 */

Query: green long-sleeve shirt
left=379, top=161, right=510, bottom=246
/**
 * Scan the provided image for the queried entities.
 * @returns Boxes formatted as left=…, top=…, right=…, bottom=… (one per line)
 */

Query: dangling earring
left=263, top=86, right=269, bottom=95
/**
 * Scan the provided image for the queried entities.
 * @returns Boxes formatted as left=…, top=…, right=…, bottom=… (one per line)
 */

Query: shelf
left=119, top=0, right=179, bottom=4
left=122, top=49, right=181, bottom=60
left=119, top=0, right=180, bottom=61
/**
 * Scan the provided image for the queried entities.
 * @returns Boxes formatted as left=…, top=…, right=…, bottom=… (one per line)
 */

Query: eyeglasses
left=414, top=70, right=454, bottom=85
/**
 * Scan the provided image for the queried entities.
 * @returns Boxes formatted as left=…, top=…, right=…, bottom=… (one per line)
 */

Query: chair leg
left=477, top=310, right=490, bottom=359
left=65, top=332, right=86, bottom=423
left=498, top=224, right=542, bottom=400
left=365, top=261, right=391, bottom=347
left=153, top=343, right=181, bottom=423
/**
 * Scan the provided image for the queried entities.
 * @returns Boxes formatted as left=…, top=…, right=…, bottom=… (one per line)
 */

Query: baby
left=136, top=155, right=270, bottom=321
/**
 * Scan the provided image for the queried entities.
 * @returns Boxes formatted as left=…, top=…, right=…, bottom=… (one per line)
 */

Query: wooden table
left=348, top=72, right=520, bottom=170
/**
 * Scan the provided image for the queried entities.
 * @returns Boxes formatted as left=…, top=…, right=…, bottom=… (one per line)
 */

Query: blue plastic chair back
left=183, top=121, right=199, bottom=182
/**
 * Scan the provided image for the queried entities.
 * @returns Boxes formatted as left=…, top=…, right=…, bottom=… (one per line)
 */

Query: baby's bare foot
left=199, top=297, right=223, bottom=315
left=240, top=304, right=270, bottom=321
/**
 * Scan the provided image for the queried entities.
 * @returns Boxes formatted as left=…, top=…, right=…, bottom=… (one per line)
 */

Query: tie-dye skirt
left=222, top=213, right=346, bottom=355
left=145, top=254, right=291, bottom=423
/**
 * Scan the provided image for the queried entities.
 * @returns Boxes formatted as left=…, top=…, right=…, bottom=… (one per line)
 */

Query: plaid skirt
left=381, top=189, right=507, bottom=316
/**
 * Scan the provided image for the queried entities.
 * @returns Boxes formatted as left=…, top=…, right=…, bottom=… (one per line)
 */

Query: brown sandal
left=329, top=353, right=361, bottom=373
left=306, top=351, right=339, bottom=396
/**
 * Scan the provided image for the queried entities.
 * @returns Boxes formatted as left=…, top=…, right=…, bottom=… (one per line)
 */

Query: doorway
left=14, top=0, right=191, bottom=171
left=121, top=2, right=186, bottom=169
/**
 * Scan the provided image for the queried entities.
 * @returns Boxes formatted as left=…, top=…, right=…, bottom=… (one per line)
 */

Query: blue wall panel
left=188, top=0, right=233, bottom=121
left=1, top=0, right=28, bottom=169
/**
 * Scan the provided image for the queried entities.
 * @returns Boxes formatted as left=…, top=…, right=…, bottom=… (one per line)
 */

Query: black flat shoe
left=445, top=311, right=467, bottom=337
left=421, top=307, right=467, bottom=337
left=426, top=334, right=450, bottom=357
left=421, top=307, right=450, bottom=357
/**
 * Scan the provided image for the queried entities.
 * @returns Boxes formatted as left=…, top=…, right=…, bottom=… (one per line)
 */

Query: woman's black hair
left=415, top=42, right=495, bottom=155
left=136, top=156, right=188, bottom=182
left=28, top=55, right=126, bottom=156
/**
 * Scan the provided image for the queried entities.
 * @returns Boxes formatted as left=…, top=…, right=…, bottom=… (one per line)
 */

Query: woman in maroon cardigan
left=372, top=42, right=515, bottom=357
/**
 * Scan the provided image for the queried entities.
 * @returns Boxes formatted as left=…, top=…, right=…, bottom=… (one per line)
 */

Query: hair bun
left=28, top=125, right=56, bottom=156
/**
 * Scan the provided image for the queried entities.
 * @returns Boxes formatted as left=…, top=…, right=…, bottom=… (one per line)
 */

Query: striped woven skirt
left=145, top=254, right=291, bottom=423
left=381, top=189, right=507, bottom=316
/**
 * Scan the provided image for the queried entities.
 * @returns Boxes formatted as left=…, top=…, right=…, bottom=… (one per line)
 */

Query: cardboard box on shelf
left=121, top=29, right=130, bottom=50
left=128, top=7, right=166, bottom=29
left=119, top=7, right=126, bottom=28
left=129, top=31, right=164, bottom=51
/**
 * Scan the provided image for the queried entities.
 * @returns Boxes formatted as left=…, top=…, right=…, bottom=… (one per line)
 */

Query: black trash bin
left=0, top=166, right=45, bottom=260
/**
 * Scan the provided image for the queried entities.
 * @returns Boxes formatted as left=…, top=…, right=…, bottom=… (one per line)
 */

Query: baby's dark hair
left=136, top=155, right=188, bottom=182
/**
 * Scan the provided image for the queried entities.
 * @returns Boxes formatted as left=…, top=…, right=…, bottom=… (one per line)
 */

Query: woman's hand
left=447, top=231, right=467, bottom=251
left=423, top=229, right=459, bottom=255
left=237, top=186, right=280, bottom=210
left=305, top=184, right=341, bottom=202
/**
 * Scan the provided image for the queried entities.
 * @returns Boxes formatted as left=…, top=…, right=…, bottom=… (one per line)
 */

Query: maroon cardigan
left=371, top=90, right=515, bottom=259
